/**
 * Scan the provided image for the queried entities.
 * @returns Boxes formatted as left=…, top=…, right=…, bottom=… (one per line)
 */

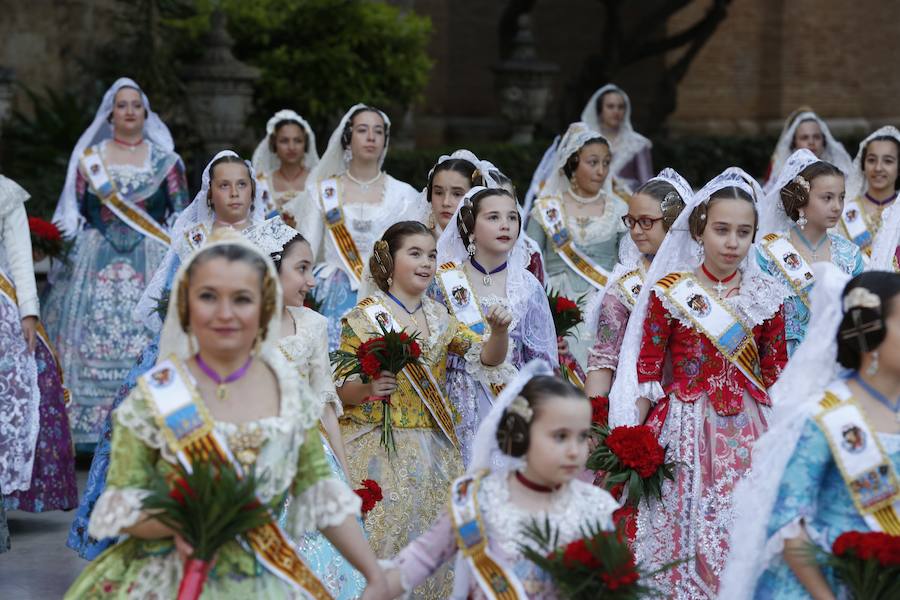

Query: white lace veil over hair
left=719, top=263, right=851, bottom=599
left=765, top=110, right=853, bottom=193
left=157, top=231, right=284, bottom=363
left=52, top=77, right=175, bottom=237
left=413, top=149, right=502, bottom=226
left=579, top=84, right=652, bottom=180
left=251, top=109, right=319, bottom=175
left=435, top=186, right=558, bottom=367
left=759, top=148, right=820, bottom=236
left=845, top=125, right=900, bottom=201
left=134, top=150, right=267, bottom=331
left=584, top=167, right=694, bottom=334
left=607, top=167, right=766, bottom=427
left=542, top=122, right=614, bottom=199
left=307, top=104, right=391, bottom=188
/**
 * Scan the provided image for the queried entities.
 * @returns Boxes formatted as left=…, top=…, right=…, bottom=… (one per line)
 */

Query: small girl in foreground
left=383, top=360, right=619, bottom=598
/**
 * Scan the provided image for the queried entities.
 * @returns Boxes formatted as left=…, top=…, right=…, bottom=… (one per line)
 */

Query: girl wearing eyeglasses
left=584, top=169, right=692, bottom=399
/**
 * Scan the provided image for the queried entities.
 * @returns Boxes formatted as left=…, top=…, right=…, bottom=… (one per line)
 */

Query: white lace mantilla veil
left=607, top=167, right=767, bottom=427
left=157, top=230, right=284, bottom=364
left=134, top=150, right=267, bottom=331
left=846, top=125, right=900, bottom=201
left=450, top=358, right=554, bottom=598
left=759, top=148, right=820, bottom=237
left=583, top=167, right=693, bottom=335
left=52, top=77, right=175, bottom=238
left=251, top=109, right=319, bottom=175
left=718, top=262, right=851, bottom=599
left=411, top=149, right=502, bottom=227
left=579, top=85, right=652, bottom=182
left=434, top=186, right=558, bottom=368
left=241, top=215, right=301, bottom=259
left=764, top=110, right=853, bottom=194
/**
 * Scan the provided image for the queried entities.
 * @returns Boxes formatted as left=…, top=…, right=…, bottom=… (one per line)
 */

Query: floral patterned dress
left=42, top=140, right=189, bottom=449
left=634, top=270, right=788, bottom=599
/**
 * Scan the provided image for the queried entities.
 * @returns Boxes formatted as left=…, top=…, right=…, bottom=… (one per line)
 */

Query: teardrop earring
left=387, top=276, right=393, bottom=287
left=467, top=241, right=476, bottom=258
left=693, top=242, right=705, bottom=265
left=342, top=147, right=353, bottom=164
left=867, top=350, right=879, bottom=376
left=797, top=210, right=808, bottom=229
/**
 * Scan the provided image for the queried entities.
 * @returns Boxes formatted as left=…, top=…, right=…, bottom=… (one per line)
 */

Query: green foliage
left=0, top=86, right=95, bottom=219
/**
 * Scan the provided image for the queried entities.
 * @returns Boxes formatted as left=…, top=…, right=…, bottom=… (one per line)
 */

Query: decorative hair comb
left=507, top=395, right=533, bottom=422
left=843, top=287, right=881, bottom=312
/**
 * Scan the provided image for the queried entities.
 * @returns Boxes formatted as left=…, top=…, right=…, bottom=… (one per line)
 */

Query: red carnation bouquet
left=547, top=288, right=585, bottom=339
left=28, top=216, right=70, bottom=262
left=520, top=518, right=664, bottom=598
left=331, top=322, right=422, bottom=455
left=819, top=531, right=900, bottom=599
left=141, top=458, right=270, bottom=600
left=587, top=424, right=675, bottom=506
left=354, top=479, right=384, bottom=515
left=590, top=396, right=610, bottom=428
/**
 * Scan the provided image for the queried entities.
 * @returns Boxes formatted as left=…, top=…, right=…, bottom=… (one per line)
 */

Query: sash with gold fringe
left=449, top=471, right=527, bottom=600
left=435, top=262, right=505, bottom=397
left=533, top=196, right=610, bottom=291
left=816, top=386, right=900, bottom=535
left=0, top=268, right=70, bottom=405
left=319, top=178, right=364, bottom=285
left=839, top=198, right=875, bottom=255
left=138, top=357, right=332, bottom=599
left=80, top=147, right=171, bottom=247
left=655, top=272, right=766, bottom=393
left=615, top=267, right=645, bottom=309
left=760, top=233, right=815, bottom=309
left=347, top=297, right=460, bottom=449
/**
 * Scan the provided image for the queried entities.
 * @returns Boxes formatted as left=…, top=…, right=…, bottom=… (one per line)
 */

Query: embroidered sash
left=319, top=178, right=364, bottom=285
left=80, top=147, right=170, bottom=247
left=615, top=268, right=645, bottom=309
left=816, top=387, right=900, bottom=535
left=449, top=471, right=527, bottom=600
left=839, top=198, right=874, bottom=253
left=0, top=268, right=70, bottom=405
left=138, top=357, right=333, bottom=598
left=533, top=196, right=609, bottom=291
left=760, top=234, right=815, bottom=309
left=435, top=262, right=505, bottom=397
left=182, top=223, right=210, bottom=253
left=346, top=298, right=460, bottom=448
left=655, top=272, right=766, bottom=393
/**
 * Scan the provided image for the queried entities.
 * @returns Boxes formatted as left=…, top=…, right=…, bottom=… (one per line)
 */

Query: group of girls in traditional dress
left=3, top=73, right=900, bottom=600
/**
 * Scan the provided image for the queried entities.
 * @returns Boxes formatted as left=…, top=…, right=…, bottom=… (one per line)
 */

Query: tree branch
left=625, top=0, right=731, bottom=65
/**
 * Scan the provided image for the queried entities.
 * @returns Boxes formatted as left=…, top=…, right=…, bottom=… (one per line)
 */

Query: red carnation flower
left=168, top=477, right=195, bottom=505
left=612, top=504, right=638, bottom=541
left=600, top=559, right=640, bottom=590
left=555, top=296, right=579, bottom=314
left=409, top=340, right=421, bottom=360
left=28, top=217, right=62, bottom=242
left=361, top=479, right=383, bottom=501
left=361, top=354, right=382, bottom=378
left=590, top=396, right=609, bottom=427
left=605, top=425, right=666, bottom=479
left=355, top=479, right=384, bottom=515
left=561, top=538, right=601, bottom=569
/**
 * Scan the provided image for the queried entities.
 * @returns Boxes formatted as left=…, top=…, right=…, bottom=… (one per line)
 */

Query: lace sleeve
left=284, top=426, right=360, bottom=535
left=292, top=186, right=325, bottom=262
left=587, top=293, right=630, bottom=372
left=308, top=314, right=342, bottom=414
left=517, top=273, right=559, bottom=368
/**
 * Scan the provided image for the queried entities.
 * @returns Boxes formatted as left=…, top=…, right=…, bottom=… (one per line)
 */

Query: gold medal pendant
left=217, top=384, right=228, bottom=402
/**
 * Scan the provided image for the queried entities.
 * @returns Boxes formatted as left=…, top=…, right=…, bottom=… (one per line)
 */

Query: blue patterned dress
left=755, top=410, right=900, bottom=598
left=756, top=233, right=863, bottom=356
left=42, top=141, right=188, bottom=449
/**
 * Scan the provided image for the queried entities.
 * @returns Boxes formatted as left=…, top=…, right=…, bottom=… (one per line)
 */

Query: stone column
left=181, top=10, right=260, bottom=157
left=493, top=15, right=558, bottom=144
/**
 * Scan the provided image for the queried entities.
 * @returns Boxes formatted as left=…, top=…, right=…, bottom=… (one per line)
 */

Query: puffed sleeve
left=757, top=308, right=788, bottom=389
left=388, top=512, right=457, bottom=593
left=87, top=390, right=161, bottom=540
left=636, top=291, right=671, bottom=402
left=587, top=292, right=630, bottom=373
left=283, top=425, right=361, bottom=537
left=309, top=314, right=342, bottom=415
left=1, top=202, right=39, bottom=318
left=293, top=183, right=325, bottom=262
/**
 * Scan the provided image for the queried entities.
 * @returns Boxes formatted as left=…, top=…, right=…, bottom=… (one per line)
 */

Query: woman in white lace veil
left=525, top=122, right=629, bottom=370
left=607, top=167, right=790, bottom=598
left=580, top=84, right=653, bottom=192
left=67, top=150, right=266, bottom=559
left=42, top=77, right=191, bottom=453
left=283, top=103, right=419, bottom=350
left=416, top=148, right=498, bottom=234
left=251, top=109, right=319, bottom=216
left=66, top=230, right=388, bottom=599
left=763, top=109, right=853, bottom=193
left=583, top=167, right=692, bottom=399
left=840, top=126, right=900, bottom=256
left=435, top=185, right=557, bottom=463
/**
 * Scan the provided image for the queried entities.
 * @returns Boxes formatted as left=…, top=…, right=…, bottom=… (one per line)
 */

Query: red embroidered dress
left=632, top=269, right=788, bottom=599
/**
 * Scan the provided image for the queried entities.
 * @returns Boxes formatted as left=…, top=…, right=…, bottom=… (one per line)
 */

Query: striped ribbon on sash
left=533, top=195, right=610, bottom=291
left=319, top=178, right=364, bottom=285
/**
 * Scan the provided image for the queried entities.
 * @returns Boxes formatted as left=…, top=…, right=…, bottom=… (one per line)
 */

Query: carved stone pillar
left=493, top=15, right=558, bottom=144
left=181, top=10, right=260, bottom=156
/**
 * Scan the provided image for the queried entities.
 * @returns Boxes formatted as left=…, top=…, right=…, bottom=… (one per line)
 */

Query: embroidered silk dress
left=41, top=140, right=189, bottom=449
left=64, top=351, right=362, bottom=599
left=277, top=305, right=367, bottom=599
left=338, top=292, right=470, bottom=599
left=634, top=270, right=788, bottom=599
left=390, top=473, right=619, bottom=599
left=754, top=384, right=900, bottom=598
left=586, top=264, right=646, bottom=379
left=756, top=233, right=863, bottom=356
